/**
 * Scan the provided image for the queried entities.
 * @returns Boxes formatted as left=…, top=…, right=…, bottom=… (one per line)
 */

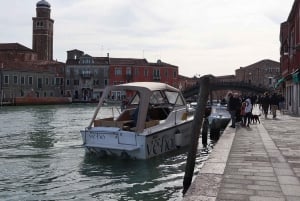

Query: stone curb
left=183, top=124, right=236, bottom=201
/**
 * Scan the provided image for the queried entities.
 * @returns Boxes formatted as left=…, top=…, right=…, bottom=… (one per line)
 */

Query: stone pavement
left=183, top=109, right=300, bottom=201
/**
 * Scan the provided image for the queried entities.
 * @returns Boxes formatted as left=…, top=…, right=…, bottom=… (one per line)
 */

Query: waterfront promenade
left=183, top=109, right=300, bottom=201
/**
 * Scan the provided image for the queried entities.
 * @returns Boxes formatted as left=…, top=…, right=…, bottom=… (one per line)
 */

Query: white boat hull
left=80, top=120, right=193, bottom=159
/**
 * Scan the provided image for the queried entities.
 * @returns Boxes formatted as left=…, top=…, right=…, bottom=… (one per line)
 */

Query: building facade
left=65, top=50, right=179, bottom=101
left=235, top=59, right=281, bottom=90
left=280, top=0, right=300, bottom=115
left=1, top=60, right=64, bottom=101
left=65, top=50, right=109, bottom=101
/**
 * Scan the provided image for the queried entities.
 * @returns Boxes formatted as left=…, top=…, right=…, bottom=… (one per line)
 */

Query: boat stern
left=80, top=127, right=146, bottom=159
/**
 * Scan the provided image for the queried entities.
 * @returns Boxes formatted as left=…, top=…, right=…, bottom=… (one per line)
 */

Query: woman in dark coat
left=261, top=92, right=270, bottom=119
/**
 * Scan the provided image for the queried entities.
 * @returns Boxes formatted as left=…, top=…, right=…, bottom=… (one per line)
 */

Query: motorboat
left=80, top=82, right=195, bottom=159
left=189, top=101, right=230, bottom=131
left=208, top=103, right=231, bottom=131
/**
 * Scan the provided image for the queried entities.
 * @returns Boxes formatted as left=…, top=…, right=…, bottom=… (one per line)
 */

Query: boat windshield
left=165, top=91, right=184, bottom=106
left=149, top=91, right=167, bottom=105
left=130, top=92, right=140, bottom=105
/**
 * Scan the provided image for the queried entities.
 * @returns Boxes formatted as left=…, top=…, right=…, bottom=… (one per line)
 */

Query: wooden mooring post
left=182, top=75, right=210, bottom=195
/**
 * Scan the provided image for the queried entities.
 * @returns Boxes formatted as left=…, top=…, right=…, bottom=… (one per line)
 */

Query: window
left=165, top=70, right=168, bottom=77
left=93, top=80, right=99, bottom=85
left=135, top=68, right=139, bottom=76
left=66, top=79, right=70, bottom=86
left=28, top=76, right=33, bottom=85
left=55, top=78, right=60, bottom=86
left=4, top=75, right=9, bottom=84
left=74, top=80, right=79, bottom=85
left=173, top=71, right=177, bottom=78
left=45, top=78, right=49, bottom=85
left=36, top=21, right=44, bottom=28
left=37, top=78, right=42, bottom=89
left=153, top=69, right=160, bottom=80
left=153, top=69, right=160, bottom=77
left=21, top=76, right=25, bottom=85
left=115, top=68, right=122, bottom=76
left=144, top=69, right=148, bottom=77
left=269, top=78, right=272, bottom=85
left=126, top=67, right=131, bottom=75
left=104, top=79, right=108, bottom=86
left=13, top=76, right=18, bottom=84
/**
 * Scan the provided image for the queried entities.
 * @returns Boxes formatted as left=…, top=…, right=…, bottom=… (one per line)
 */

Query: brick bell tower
left=32, top=0, right=54, bottom=61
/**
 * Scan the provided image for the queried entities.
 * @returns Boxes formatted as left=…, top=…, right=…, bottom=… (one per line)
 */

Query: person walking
left=270, top=93, right=279, bottom=119
left=244, top=98, right=252, bottom=127
left=240, top=101, right=246, bottom=126
left=227, top=92, right=241, bottom=128
left=261, top=92, right=270, bottom=119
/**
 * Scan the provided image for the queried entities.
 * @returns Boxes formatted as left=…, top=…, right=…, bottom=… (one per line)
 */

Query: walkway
left=183, top=109, right=300, bottom=201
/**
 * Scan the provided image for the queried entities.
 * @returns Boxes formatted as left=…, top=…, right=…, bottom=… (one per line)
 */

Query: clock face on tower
left=32, top=0, right=54, bottom=61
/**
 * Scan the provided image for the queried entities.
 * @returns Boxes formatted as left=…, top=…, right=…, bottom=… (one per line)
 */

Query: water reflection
left=27, top=107, right=56, bottom=149
left=0, top=104, right=211, bottom=201
left=78, top=147, right=206, bottom=201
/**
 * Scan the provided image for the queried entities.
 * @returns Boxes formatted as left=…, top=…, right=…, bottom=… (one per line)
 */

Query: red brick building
left=108, top=58, right=178, bottom=87
left=280, top=0, right=300, bottom=115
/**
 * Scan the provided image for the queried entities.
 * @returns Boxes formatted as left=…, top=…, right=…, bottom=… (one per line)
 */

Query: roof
left=0, top=43, right=34, bottom=52
left=67, top=49, right=84, bottom=53
left=36, top=0, right=51, bottom=8
left=287, top=0, right=300, bottom=21
left=241, top=59, right=280, bottom=69
left=149, top=60, right=178, bottom=68
left=1, top=60, right=65, bottom=73
left=109, top=58, right=148, bottom=65
left=66, top=57, right=109, bottom=65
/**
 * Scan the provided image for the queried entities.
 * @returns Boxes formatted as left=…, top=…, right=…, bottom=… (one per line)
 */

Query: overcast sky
left=0, top=0, right=295, bottom=77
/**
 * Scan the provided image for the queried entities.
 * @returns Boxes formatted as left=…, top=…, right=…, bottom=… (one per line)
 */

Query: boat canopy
left=109, top=82, right=179, bottom=93
left=88, top=82, right=185, bottom=133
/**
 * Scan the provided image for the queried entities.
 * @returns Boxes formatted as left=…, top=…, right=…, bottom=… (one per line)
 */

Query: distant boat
left=80, top=82, right=195, bottom=159
left=189, top=101, right=230, bottom=130
left=13, top=96, right=72, bottom=106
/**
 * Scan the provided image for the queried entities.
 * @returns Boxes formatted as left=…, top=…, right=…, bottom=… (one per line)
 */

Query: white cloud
left=0, top=0, right=295, bottom=76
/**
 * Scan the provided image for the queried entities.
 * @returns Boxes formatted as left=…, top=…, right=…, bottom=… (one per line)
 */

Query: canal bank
left=183, top=109, right=300, bottom=201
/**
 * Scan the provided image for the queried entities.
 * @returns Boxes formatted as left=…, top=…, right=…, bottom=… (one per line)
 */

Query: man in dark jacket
left=270, top=93, right=279, bottom=118
left=227, top=92, right=241, bottom=128
left=261, top=92, right=270, bottom=119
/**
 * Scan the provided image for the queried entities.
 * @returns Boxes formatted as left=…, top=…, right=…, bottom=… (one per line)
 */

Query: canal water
left=0, top=104, right=209, bottom=201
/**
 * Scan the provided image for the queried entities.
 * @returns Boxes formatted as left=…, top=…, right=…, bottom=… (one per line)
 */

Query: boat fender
left=174, top=129, right=182, bottom=148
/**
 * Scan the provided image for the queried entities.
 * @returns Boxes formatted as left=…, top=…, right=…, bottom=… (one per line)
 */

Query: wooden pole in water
left=183, top=75, right=210, bottom=195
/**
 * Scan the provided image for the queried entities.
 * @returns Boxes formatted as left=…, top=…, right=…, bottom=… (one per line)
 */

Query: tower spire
left=32, top=0, right=53, bottom=61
